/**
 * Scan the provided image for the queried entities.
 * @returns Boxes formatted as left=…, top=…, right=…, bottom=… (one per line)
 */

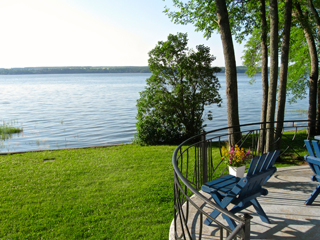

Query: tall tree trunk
left=215, top=0, right=241, bottom=146
left=295, top=3, right=318, bottom=135
left=258, top=0, right=268, bottom=153
left=266, top=0, right=279, bottom=152
left=308, top=0, right=320, bottom=133
left=275, top=0, right=292, bottom=150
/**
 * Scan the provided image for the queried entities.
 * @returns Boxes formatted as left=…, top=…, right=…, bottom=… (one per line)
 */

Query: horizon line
left=0, top=65, right=243, bottom=69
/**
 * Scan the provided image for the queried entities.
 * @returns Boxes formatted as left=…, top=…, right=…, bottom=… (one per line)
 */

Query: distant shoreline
left=0, top=66, right=248, bottom=75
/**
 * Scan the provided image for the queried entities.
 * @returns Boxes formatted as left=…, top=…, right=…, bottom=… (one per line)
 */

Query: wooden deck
left=169, top=165, right=320, bottom=239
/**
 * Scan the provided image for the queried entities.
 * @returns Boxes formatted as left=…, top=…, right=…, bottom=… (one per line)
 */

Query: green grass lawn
left=0, top=145, right=176, bottom=239
left=0, top=132, right=308, bottom=239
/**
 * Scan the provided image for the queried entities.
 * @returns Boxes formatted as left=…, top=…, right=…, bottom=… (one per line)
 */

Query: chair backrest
left=304, top=139, right=320, bottom=157
left=304, top=140, right=320, bottom=176
left=237, top=150, right=280, bottom=198
left=246, top=150, right=280, bottom=177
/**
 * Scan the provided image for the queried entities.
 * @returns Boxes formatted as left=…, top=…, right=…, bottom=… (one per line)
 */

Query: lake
left=0, top=73, right=308, bottom=153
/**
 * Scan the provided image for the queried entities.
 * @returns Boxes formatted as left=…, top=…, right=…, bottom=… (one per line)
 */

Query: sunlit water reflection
left=0, top=73, right=308, bottom=152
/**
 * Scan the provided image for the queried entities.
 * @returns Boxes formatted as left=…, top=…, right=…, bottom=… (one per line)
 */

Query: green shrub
left=136, top=33, right=222, bottom=145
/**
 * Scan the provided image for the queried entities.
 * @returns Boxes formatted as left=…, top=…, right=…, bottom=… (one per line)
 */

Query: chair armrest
left=201, top=184, right=218, bottom=194
left=202, top=175, right=240, bottom=195
left=305, top=156, right=320, bottom=165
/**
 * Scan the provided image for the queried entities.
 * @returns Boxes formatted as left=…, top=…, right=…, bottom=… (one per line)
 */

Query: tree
left=284, top=1, right=320, bottom=135
left=242, top=0, right=269, bottom=152
left=165, top=0, right=243, bottom=145
left=165, top=0, right=320, bottom=147
left=215, top=0, right=241, bottom=145
left=241, top=0, right=293, bottom=151
left=275, top=0, right=293, bottom=150
left=135, top=33, right=222, bottom=145
left=294, top=2, right=318, bottom=135
left=265, top=0, right=279, bottom=152
left=307, top=0, right=320, bottom=133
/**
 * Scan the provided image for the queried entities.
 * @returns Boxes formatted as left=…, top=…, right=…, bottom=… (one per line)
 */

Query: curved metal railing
left=172, top=120, right=312, bottom=239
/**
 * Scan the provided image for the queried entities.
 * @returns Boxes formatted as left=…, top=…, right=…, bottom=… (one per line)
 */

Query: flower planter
left=228, top=165, right=246, bottom=178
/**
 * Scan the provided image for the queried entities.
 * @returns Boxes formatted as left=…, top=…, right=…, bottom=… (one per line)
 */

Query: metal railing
left=172, top=120, right=312, bottom=240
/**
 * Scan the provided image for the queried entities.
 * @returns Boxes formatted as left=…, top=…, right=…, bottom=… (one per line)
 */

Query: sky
left=0, top=0, right=245, bottom=68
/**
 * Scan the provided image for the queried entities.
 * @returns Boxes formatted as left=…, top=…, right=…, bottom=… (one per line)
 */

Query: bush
left=136, top=33, right=222, bottom=145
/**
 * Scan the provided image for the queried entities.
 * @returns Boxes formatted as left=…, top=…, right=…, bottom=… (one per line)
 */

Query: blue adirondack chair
left=201, top=150, right=280, bottom=230
left=304, top=139, right=320, bottom=205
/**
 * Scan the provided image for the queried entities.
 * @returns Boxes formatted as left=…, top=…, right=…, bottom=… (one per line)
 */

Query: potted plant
left=221, top=145, right=250, bottom=178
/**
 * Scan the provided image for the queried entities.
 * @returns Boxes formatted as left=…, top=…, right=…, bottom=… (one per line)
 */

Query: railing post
left=243, top=213, right=252, bottom=239
left=201, top=131, right=207, bottom=184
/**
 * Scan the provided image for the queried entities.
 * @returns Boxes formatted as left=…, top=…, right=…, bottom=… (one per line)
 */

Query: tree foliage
left=286, top=25, right=310, bottom=103
left=165, top=0, right=256, bottom=43
left=242, top=0, right=320, bottom=104
left=165, top=0, right=243, bottom=145
left=165, top=0, right=320, bottom=141
left=135, top=33, right=222, bottom=145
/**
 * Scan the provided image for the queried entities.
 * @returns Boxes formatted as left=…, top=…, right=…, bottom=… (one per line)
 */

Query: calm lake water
left=0, top=73, right=308, bottom=153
